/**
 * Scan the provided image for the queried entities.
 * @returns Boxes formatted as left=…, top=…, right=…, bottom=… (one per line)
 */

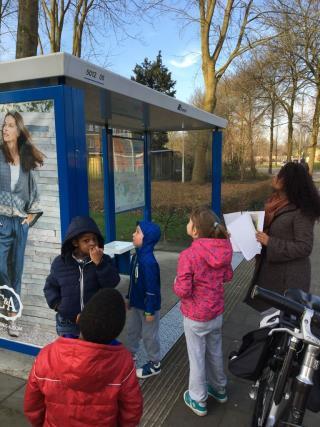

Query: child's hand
left=145, top=314, right=155, bottom=322
left=89, top=246, right=103, bottom=265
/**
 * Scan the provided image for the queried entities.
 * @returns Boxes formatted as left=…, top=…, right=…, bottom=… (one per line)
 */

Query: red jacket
left=24, top=337, right=143, bottom=427
left=174, top=238, right=233, bottom=322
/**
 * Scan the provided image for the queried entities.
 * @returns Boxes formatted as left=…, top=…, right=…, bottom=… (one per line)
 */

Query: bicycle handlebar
left=251, top=286, right=320, bottom=326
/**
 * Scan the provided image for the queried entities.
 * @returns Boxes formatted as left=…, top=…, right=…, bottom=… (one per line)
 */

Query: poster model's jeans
left=0, top=215, right=29, bottom=305
left=184, top=314, right=227, bottom=403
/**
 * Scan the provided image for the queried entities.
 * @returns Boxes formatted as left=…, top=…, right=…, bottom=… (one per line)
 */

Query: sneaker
left=183, top=390, right=207, bottom=416
left=136, top=361, right=161, bottom=379
left=8, top=321, right=20, bottom=337
left=207, top=384, right=228, bottom=403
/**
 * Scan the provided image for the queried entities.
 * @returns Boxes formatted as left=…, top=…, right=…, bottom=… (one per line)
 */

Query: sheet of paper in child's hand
left=227, top=212, right=262, bottom=260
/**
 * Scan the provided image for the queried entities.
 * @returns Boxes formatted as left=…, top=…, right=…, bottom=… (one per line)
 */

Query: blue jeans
left=0, top=215, right=29, bottom=302
left=56, top=313, right=80, bottom=337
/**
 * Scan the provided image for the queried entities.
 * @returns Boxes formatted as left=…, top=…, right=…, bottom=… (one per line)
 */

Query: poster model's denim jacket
left=0, top=148, right=42, bottom=225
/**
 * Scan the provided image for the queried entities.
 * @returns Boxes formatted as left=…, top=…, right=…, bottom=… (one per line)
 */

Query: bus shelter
left=0, top=53, right=227, bottom=355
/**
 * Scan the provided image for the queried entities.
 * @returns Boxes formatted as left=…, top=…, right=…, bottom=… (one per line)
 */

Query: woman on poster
left=0, top=111, right=44, bottom=336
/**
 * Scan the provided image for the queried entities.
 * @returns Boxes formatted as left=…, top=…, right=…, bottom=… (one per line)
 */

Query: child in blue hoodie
left=126, top=220, right=161, bottom=379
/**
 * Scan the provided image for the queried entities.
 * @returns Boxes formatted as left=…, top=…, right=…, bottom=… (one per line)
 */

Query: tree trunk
left=191, top=72, right=218, bottom=184
left=191, top=138, right=209, bottom=184
left=268, top=101, right=275, bottom=174
left=308, top=85, right=320, bottom=174
left=239, top=118, right=246, bottom=182
left=248, top=101, right=256, bottom=177
left=286, top=111, right=294, bottom=161
left=16, top=0, right=38, bottom=58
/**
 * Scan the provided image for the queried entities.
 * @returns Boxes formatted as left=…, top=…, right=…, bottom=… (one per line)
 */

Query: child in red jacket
left=24, top=288, right=143, bottom=427
left=174, top=206, right=233, bottom=417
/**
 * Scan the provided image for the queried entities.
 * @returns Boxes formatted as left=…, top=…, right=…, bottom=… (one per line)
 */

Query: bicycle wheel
left=251, top=367, right=277, bottom=427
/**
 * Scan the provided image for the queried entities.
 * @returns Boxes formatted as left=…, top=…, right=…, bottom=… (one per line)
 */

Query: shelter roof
left=0, top=53, right=227, bottom=131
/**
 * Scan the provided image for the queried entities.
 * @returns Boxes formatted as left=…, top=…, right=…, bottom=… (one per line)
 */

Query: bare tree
left=157, top=1, right=274, bottom=183
left=40, top=0, right=72, bottom=53
left=0, top=1, right=17, bottom=55
left=16, top=0, right=39, bottom=58
left=0, top=0, right=14, bottom=34
left=267, top=0, right=320, bottom=172
left=252, top=53, right=280, bottom=174
left=213, top=67, right=268, bottom=181
left=39, top=1, right=160, bottom=58
left=72, top=0, right=94, bottom=57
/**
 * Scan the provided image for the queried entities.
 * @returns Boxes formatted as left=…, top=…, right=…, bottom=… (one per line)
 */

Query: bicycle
left=229, top=285, right=320, bottom=427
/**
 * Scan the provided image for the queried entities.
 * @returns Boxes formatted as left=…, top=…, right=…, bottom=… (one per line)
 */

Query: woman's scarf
left=264, top=192, right=289, bottom=231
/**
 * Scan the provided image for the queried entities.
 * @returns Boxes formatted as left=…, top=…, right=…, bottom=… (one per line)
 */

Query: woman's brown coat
left=245, top=204, right=315, bottom=311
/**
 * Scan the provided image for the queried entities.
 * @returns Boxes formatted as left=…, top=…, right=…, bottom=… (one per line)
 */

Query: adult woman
left=0, top=111, right=44, bottom=336
left=246, top=162, right=320, bottom=312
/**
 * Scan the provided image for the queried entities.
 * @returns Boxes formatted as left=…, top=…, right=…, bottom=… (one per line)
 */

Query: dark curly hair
left=278, top=162, right=320, bottom=219
left=79, top=288, right=126, bottom=344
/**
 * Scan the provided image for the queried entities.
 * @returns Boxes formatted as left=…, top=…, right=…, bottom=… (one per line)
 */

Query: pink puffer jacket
left=174, top=238, right=233, bottom=322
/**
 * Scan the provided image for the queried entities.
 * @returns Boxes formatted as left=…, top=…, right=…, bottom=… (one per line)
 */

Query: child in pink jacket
left=174, top=206, right=233, bottom=417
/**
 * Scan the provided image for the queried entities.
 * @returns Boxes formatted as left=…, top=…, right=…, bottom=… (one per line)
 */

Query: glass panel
left=113, top=137, right=145, bottom=213
left=86, top=124, right=105, bottom=236
left=116, top=208, right=143, bottom=241
left=152, top=130, right=212, bottom=250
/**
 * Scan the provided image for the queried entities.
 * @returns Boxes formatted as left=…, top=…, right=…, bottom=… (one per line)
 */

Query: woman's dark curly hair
left=1, top=111, right=44, bottom=172
left=278, top=162, right=320, bottom=219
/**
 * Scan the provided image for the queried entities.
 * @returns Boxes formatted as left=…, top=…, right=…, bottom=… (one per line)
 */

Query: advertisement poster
left=0, top=101, right=61, bottom=345
left=113, top=137, right=145, bottom=213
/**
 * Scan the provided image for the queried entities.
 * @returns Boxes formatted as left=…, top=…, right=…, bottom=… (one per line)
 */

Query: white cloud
left=170, top=52, right=200, bottom=69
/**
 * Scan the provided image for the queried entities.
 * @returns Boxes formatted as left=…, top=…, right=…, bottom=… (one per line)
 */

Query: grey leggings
left=126, top=307, right=160, bottom=363
left=184, top=315, right=227, bottom=403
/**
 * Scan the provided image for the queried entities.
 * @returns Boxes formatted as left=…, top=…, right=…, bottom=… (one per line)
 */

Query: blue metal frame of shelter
left=212, top=128, right=223, bottom=218
left=0, top=84, right=90, bottom=356
left=143, top=131, right=152, bottom=221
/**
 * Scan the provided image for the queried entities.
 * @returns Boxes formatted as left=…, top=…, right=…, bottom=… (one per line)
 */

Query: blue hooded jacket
left=127, top=221, right=161, bottom=314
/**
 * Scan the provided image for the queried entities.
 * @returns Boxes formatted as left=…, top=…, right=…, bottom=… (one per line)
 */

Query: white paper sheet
left=227, top=212, right=262, bottom=261
left=247, top=211, right=265, bottom=232
left=223, top=212, right=242, bottom=252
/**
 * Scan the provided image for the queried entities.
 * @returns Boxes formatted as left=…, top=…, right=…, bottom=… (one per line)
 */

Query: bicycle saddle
left=285, top=288, right=320, bottom=313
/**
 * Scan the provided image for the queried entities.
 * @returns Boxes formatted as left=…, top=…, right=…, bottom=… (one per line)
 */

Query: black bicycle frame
left=273, top=336, right=299, bottom=405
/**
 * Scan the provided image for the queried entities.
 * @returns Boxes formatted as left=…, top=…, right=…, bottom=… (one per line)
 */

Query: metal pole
left=144, top=131, right=152, bottom=221
left=212, top=128, right=223, bottom=218
left=103, top=127, right=116, bottom=242
left=182, top=131, right=185, bottom=183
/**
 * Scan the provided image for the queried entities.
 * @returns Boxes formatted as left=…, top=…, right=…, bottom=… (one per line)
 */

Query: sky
left=102, top=13, right=203, bottom=103
left=0, top=4, right=204, bottom=103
